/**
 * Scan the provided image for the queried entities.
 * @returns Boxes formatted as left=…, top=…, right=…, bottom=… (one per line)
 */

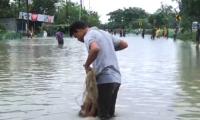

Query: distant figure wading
left=56, top=30, right=64, bottom=45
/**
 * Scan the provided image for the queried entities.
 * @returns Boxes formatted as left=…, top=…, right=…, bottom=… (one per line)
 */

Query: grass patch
left=0, top=32, right=22, bottom=40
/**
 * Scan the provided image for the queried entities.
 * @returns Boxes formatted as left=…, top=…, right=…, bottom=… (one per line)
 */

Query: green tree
left=107, top=7, right=148, bottom=29
left=107, top=9, right=124, bottom=29
left=174, top=0, right=200, bottom=30
left=0, top=0, right=14, bottom=17
left=82, top=11, right=100, bottom=26
left=54, top=1, right=100, bottom=26
left=180, top=0, right=200, bottom=21
left=30, top=0, right=59, bottom=15
left=148, top=4, right=176, bottom=28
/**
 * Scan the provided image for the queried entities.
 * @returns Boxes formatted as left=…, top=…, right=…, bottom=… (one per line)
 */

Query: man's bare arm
left=84, top=41, right=100, bottom=72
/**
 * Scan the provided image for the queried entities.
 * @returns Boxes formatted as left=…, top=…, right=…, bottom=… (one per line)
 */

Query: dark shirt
left=56, top=32, right=64, bottom=40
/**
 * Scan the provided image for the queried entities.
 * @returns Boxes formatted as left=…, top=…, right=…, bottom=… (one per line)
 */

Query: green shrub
left=0, top=24, right=6, bottom=33
left=0, top=32, right=22, bottom=40
left=177, top=31, right=196, bottom=41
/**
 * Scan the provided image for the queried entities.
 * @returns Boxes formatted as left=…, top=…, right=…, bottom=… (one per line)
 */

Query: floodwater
left=0, top=35, right=200, bottom=120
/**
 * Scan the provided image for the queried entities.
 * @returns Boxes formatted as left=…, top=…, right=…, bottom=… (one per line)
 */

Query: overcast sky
left=71, top=0, right=178, bottom=23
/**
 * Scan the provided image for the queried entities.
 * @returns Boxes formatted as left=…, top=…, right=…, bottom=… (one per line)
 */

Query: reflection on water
left=0, top=35, right=200, bottom=120
left=174, top=43, right=200, bottom=120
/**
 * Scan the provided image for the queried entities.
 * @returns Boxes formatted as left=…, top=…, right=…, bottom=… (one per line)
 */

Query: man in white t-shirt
left=69, top=21, right=128, bottom=120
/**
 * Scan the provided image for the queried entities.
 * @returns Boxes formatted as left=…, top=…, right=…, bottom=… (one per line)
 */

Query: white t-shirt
left=84, top=27, right=121, bottom=84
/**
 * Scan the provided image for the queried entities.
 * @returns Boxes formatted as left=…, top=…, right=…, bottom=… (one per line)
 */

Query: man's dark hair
left=69, top=21, right=88, bottom=37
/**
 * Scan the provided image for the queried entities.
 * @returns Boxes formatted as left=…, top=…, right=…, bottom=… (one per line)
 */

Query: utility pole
left=26, top=0, right=29, bottom=35
left=66, top=0, right=70, bottom=24
left=18, top=0, right=21, bottom=9
left=89, top=0, right=90, bottom=10
left=79, top=0, right=82, bottom=20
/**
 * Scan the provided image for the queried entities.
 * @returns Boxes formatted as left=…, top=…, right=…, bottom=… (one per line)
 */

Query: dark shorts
left=97, top=83, right=120, bottom=119
left=57, top=39, right=64, bottom=45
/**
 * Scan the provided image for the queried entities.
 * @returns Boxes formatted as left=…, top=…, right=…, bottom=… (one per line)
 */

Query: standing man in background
left=69, top=21, right=128, bottom=120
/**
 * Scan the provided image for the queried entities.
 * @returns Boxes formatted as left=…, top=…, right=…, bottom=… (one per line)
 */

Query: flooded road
left=0, top=35, right=200, bottom=120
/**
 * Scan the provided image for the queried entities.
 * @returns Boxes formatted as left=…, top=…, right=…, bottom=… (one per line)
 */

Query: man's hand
left=115, top=40, right=128, bottom=51
left=83, top=64, right=92, bottom=74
